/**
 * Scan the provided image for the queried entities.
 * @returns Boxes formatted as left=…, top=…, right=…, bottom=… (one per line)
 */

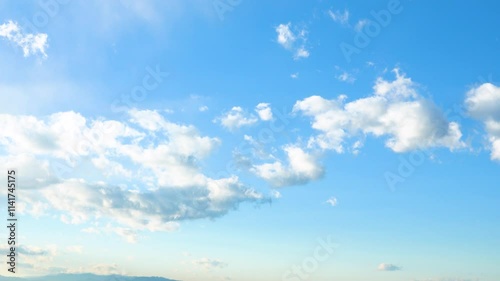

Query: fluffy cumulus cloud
left=0, top=20, right=48, bottom=58
left=275, top=22, right=310, bottom=60
left=255, top=103, right=273, bottom=121
left=251, top=145, right=324, bottom=187
left=293, top=69, right=464, bottom=153
left=465, top=83, right=500, bottom=160
left=216, top=106, right=258, bottom=130
left=0, top=110, right=267, bottom=242
left=378, top=263, right=402, bottom=271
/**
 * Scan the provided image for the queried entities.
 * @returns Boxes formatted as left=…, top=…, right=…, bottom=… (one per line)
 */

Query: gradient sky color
left=0, top=1, right=499, bottom=281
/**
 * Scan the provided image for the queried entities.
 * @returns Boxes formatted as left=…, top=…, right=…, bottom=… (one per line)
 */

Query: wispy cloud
left=193, top=258, right=228, bottom=270
left=328, top=9, right=349, bottom=26
left=326, top=197, right=338, bottom=206
left=336, top=71, right=356, bottom=83
left=354, top=19, right=369, bottom=32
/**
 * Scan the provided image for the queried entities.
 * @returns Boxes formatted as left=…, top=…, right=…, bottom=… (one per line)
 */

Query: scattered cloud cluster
left=275, top=22, right=310, bottom=60
left=0, top=110, right=267, bottom=242
left=465, top=83, right=500, bottom=160
left=0, top=20, right=48, bottom=58
left=294, top=69, right=464, bottom=153
left=217, top=103, right=274, bottom=130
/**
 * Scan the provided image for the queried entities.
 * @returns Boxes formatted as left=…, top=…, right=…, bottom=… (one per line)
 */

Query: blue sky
left=0, top=0, right=499, bottom=281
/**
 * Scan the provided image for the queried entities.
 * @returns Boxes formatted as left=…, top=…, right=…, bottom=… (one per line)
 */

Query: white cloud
left=465, top=83, right=500, bottom=160
left=251, top=145, right=324, bottom=187
left=276, top=23, right=296, bottom=49
left=294, top=47, right=310, bottom=59
left=0, top=110, right=268, bottom=241
left=328, top=9, right=349, bottom=25
left=255, top=103, right=273, bottom=121
left=291, top=72, right=299, bottom=79
left=193, top=258, right=228, bottom=270
left=0, top=244, right=58, bottom=274
left=0, top=20, right=48, bottom=58
left=326, top=197, right=338, bottom=206
left=271, top=190, right=282, bottom=199
left=378, top=263, right=402, bottom=271
left=199, top=105, right=209, bottom=112
left=336, top=71, right=356, bottom=83
left=216, top=106, right=258, bottom=130
left=354, top=19, right=369, bottom=32
left=294, top=69, right=464, bottom=153
left=275, top=22, right=310, bottom=60
left=67, top=263, right=123, bottom=275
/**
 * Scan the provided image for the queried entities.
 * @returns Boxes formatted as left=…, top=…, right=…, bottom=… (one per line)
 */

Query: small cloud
left=199, top=105, right=209, bottom=112
left=378, top=263, right=402, bottom=271
left=0, top=20, right=48, bottom=58
left=354, top=19, right=369, bottom=32
left=366, top=61, right=375, bottom=67
left=193, top=258, right=228, bottom=270
left=328, top=9, right=349, bottom=25
left=326, top=197, right=338, bottom=206
left=291, top=72, right=299, bottom=79
left=275, top=22, right=309, bottom=60
left=294, top=47, right=310, bottom=59
left=271, top=190, right=282, bottom=199
left=216, top=106, right=258, bottom=130
left=255, top=103, right=273, bottom=121
left=276, top=23, right=296, bottom=49
left=336, top=71, right=356, bottom=83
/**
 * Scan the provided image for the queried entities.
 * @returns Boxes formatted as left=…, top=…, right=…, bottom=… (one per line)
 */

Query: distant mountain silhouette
left=0, top=273, right=179, bottom=281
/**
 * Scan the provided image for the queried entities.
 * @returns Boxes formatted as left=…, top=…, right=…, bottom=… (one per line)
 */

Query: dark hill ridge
left=0, top=273, right=178, bottom=281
